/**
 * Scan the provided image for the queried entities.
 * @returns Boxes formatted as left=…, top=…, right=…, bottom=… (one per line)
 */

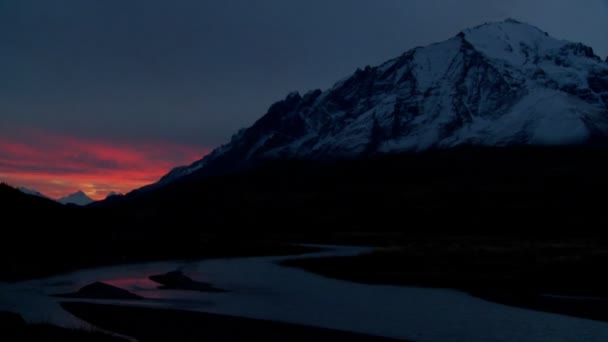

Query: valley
left=3, top=17, right=608, bottom=341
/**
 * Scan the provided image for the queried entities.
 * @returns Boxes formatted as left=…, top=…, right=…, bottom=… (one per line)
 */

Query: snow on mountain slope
left=58, top=191, right=94, bottom=206
left=158, top=19, right=608, bottom=185
left=18, top=187, right=51, bottom=200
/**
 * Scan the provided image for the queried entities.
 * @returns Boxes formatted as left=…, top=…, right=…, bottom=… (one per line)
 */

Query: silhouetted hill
left=4, top=146, right=608, bottom=283
left=0, top=180, right=317, bottom=280
left=96, top=146, right=608, bottom=233
left=153, top=20, right=608, bottom=189
left=89, top=21, right=608, bottom=234
left=0, top=183, right=63, bottom=212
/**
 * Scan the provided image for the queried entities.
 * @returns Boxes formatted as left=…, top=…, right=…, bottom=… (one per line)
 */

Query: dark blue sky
left=1, top=0, right=607, bottom=197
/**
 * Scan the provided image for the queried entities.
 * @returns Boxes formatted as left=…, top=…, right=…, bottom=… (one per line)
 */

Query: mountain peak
left=148, top=20, right=608, bottom=187
left=460, top=18, right=600, bottom=66
left=58, top=190, right=94, bottom=206
left=465, top=18, right=546, bottom=35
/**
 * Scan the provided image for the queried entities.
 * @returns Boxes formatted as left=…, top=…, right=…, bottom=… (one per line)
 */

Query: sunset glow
left=0, top=130, right=210, bottom=200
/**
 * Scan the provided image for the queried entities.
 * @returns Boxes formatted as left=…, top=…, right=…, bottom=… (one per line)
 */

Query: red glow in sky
left=0, top=130, right=210, bottom=200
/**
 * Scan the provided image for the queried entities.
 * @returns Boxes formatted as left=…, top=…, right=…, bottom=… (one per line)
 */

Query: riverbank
left=282, top=236, right=608, bottom=323
left=5, top=243, right=608, bottom=341
left=61, top=302, right=406, bottom=342
left=1, top=238, right=320, bottom=282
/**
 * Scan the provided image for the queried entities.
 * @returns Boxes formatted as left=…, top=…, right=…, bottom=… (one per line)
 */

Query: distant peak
left=58, top=190, right=94, bottom=206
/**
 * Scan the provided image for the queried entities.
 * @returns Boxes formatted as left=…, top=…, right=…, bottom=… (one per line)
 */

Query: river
left=1, top=245, right=608, bottom=341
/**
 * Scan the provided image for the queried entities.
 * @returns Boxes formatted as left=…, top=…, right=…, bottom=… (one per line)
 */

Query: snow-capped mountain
left=18, top=187, right=51, bottom=200
left=159, top=19, right=608, bottom=185
left=58, top=191, right=94, bottom=206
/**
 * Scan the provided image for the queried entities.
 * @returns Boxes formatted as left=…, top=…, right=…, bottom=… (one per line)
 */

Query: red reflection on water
left=104, top=277, right=167, bottom=299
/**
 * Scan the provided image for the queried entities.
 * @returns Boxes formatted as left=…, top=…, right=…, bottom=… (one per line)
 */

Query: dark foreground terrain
left=4, top=147, right=608, bottom=338
left=5, top=146, right=608, bottom=280
left=61, top=303, right=405, bottom=342
left=102, top=146, right=608, bottom=231
left=283, top=236, right=608, bottom=323
left=0, top=311, right=125, bottom=342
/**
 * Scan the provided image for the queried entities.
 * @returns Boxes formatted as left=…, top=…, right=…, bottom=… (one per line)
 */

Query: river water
left=1, top=245, right=608, bottom=342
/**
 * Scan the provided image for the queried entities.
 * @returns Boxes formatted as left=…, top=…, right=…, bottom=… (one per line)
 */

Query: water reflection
left=2, top=246, right=608, bottom=342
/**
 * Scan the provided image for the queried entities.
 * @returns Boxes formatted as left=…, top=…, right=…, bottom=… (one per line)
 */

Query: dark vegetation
left=4, top=146, right=608, bottom=286
left=99, top=145, right=608, bottom=231
left=61, top=303, right=405, bottom=342
left=5, top=146, right=608, bottom=332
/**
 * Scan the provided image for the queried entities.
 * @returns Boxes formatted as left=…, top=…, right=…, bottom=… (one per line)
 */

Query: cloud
left=0, top=129, right=209, bottom=200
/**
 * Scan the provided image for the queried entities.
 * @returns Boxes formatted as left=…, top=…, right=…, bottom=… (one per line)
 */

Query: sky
left=1, top=0, right=607, bottom=200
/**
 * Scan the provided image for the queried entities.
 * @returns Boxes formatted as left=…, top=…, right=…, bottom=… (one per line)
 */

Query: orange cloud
left=0, top=130, right=210, bottom=200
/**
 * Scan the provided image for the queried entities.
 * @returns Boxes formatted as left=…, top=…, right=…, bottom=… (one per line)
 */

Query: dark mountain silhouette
left=151, top=19, right=608, bottom=188
left=58, top=191, right=94, bottom=206
left=5, top=20, right=608, bottom=282
left=1, top=183, right=63, bottom=213
left=88, top=20, right=608, bottom=231
left=92, top=146, right=608, bottom=233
